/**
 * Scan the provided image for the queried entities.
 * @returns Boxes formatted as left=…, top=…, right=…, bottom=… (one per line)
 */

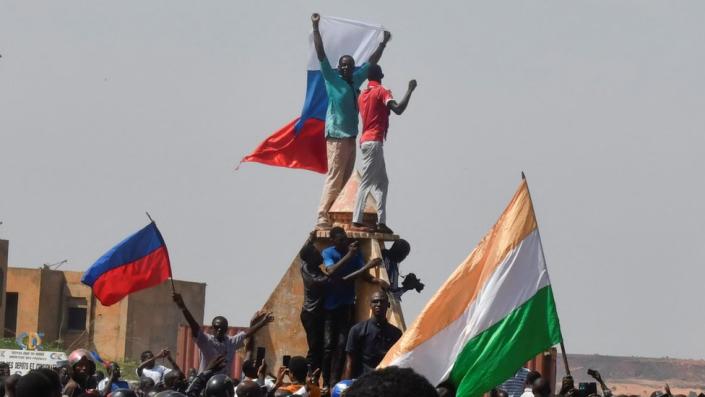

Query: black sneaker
left=376, top=223, right=394, bottom=234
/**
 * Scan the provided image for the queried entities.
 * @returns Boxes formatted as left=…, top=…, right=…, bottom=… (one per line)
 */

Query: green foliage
left=41, top=340, right=66, bottom=352
left=0, top=338, right=65, bottom=351
left=0, top=338, right=20, bottom=349
left=116, top=359, right=140, bottom=381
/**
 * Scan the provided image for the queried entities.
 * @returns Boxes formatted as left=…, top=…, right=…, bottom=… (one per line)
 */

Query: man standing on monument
left=351, top=65, right=417, bottom=234
left=311, top=13, right=391, bottom=230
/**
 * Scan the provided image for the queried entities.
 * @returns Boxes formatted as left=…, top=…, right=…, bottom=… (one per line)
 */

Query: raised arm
left=173, top=293, right=201, bottom=338
left=388, top=80, right=418, bottom=115
left=360, top=268, right=389, bottom=289
left=164, top=349, right=182, bottom=374
left=136, top=355, right=156, bottom=377
left=341, top=257, right=388, bottom=288
left=243, top=310, right=274, bottom=339
left=101, top=366, right=118, bottom=397
left=101, top=379, right=113, bottom=397
left=312, top=13, right=326, bottom=61
left=368, top=31, right=391, bottom=65
left=323, top=241, right=360, bottom=276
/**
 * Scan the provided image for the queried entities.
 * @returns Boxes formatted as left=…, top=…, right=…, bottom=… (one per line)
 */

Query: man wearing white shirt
left=137, top=349, right=179, bottom=385
left=173, top=292, right=274, bottom=375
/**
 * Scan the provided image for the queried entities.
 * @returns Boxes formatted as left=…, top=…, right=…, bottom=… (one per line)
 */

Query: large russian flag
left=81, top=222, right=172, bottom=306
left=241, top=16, right=384, bottom=173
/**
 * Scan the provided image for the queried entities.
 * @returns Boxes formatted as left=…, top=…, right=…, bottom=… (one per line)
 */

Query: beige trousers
left=317, top=138, right=356, bottom=225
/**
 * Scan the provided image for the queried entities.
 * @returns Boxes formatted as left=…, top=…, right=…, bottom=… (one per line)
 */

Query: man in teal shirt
left=312, top=13, right=391, bottom=229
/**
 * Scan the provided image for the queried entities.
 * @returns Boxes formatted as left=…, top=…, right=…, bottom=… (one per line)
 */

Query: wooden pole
left=521, top=172, right=571, bottom=376
left=146, top=211, right=177, bottom=294
left=560, top=341, right=571, bottom=376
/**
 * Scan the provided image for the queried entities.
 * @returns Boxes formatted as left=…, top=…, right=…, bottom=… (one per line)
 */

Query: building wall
left=5, top=267, right=205, bottom=362
left=6, top=268, right=42, bottom=337
left=37, top=269, right=65, bottom=343
left=124, top=279, right=205, bottom=362
left=61, top=271, right=98, bottom=353
left=62, top=271, right=129, bottom=360
left=0, top=240, right=8, bottom=334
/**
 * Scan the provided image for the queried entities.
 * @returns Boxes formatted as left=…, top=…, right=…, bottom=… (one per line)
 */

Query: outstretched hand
left=250, top=310, right=266, bottom=326
left=274, top=366, right=289, bottom=388
left=257, top=360, right=267, bottom=379
left=262, top=312, right=274, bottom=324
left=588, top=369, right=603, bottom=383
left=348, top=241, right=360, bottom=256
left=383, top=31, right=392, bottom=43
left=560, top=375, right=575, bottom=394
left=306, top=368, right=321, bottom=390
left=157, top=348, right=170, bottom=359
left=251, top=310, right=274, bottom=326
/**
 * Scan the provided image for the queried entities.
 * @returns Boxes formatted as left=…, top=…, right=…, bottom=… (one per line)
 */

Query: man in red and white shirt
left=351, top=64, right=417, bottom=234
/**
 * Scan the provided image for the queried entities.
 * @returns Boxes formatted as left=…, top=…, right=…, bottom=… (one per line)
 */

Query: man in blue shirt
left=320, top=227, right=388, bottom=389
left=311, top=13, right=391, bottom=229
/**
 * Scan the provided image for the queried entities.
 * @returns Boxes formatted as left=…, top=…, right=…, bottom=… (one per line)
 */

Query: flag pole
left=145, top=212, right=177, bottom=295
left=520, top=172, right=571, bottom=377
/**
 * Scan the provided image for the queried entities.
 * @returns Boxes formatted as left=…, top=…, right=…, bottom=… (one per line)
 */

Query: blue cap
left=332, top=380, right=355, bottom=397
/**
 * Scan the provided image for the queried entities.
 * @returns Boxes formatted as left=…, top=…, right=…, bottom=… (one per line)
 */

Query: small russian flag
left=81, top=222, right=172, bottom=306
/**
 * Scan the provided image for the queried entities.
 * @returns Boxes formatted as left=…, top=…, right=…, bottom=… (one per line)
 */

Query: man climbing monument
left=312, top=13, right=391, bottom=230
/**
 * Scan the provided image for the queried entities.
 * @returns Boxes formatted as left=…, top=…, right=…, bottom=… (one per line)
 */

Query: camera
left=401, top=273, right=425, bottom=293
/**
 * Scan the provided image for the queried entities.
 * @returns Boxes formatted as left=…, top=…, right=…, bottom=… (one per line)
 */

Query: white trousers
left=352, top=141, right=388, bottom=224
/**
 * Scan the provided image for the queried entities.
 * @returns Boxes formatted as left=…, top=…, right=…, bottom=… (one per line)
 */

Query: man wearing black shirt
left=299, top=231, right=348, bottom=373
left=342, top=291, right=402, bottom=379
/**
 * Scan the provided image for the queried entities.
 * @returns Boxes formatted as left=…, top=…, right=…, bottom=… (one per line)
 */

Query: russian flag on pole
left=241, top=16, right=384, bottom=173
left=81, top=222, right=172, bottom=306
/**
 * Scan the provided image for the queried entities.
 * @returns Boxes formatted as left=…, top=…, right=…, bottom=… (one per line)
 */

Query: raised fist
left=312, top=13, right=320, bottom=28
left=409, top=79, right=418, bottom=90
left=383, top=31, right=392, bottom=43
left=348, top=241, right=360, bottom=254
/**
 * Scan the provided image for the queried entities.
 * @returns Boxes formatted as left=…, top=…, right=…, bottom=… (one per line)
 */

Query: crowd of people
left=0, top=210, right=424, bottom=397
left=1, top=12, right=695, bottom=397
left=2, top=345, right=693, bottom=397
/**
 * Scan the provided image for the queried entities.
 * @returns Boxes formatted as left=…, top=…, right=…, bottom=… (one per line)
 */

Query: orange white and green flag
left=380, top=179, right=563, bottom=397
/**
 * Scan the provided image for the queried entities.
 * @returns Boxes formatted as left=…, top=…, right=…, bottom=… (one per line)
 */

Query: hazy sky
left=1, top=1, right=703, bottom=360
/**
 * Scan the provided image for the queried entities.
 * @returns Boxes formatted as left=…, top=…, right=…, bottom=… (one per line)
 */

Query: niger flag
left=380, top=179, right=563, bottom=397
